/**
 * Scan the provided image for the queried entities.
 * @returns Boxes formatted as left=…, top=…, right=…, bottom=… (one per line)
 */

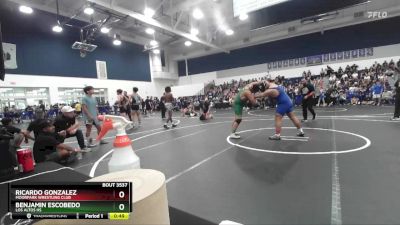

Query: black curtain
left=0, top=22, right=5, bottom=81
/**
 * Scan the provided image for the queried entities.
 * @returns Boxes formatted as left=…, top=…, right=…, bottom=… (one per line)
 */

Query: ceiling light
left=153, top=49, right=160, bottom=54
left=144, top=7, right=155, bottom=18
left=145, top=28, right=155, bottom=35
left=239, top=13, right=248, bottom=21
left=225, top=29, right=234, bottom=35
left=100, top=27, right=110, bottom=33
left=184, top=41, right=192, bottom=46
left=19, top=5, right=33, bottom=14
left=52, top=25, right=63, bottom=33
left=113, top=34, right=121, bottom=46
left=190, top=27, right=199, bottom=36
left=113, top=39, right=121, bottom=46
left=83, top=7, right=94, bottom=15
left=150, top=40, right=158, bottom=46
left=192, top=8, right=204, bottom=20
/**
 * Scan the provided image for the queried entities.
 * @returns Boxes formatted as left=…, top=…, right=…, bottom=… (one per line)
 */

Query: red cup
left=16, top=149, right=35, bottom=173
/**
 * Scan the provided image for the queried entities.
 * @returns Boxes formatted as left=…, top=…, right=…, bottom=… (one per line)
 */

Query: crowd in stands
left=202, top=58, right=400, bottom=108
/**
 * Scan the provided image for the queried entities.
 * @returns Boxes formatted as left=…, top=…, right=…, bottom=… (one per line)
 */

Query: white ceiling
left=6, top=0, right=400, bottom=61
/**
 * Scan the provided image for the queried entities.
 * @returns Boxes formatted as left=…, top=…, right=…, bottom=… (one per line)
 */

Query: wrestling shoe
left=297, top=131, right=305, bottom=137
left=80, top=147, right=92, bottom=153
left=229, top=133, right=241, bottom=139
left=269, top=134, right=281, bottom=140
left=87, top=138, right=97, bottom=148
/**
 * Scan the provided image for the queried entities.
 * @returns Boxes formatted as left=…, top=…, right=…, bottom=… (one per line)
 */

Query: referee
left=301, top=79, right=316, bottom=122
left=392, top=77, right=400, bottom=120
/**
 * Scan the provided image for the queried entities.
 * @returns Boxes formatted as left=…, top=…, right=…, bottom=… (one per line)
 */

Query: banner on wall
left=344, top=51, right=351, bottom=59
left=359, top=49, right=366, bottom=57
left=351, top=50, right=358, bottom=58
left=330, top=53, right=336, bottom=61
left=238, top=47, right=374, bottom=73
left=323, top=54, right=329, bottom=62
left=2, top=43, right=17, bottom=69
left=337, top=52, right=343, bottom=60
left=96, top=60, right=108, bottom=80
left=306, top=55, right=323, bottom=66
left=366, top=48, right=373, bottom=56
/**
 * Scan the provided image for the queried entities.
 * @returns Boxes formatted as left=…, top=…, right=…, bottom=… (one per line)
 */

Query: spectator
left=160, top=93, right=166, bottom=120
left=317, top=88, right=326, bottom=107
left=130, top=87, right=142, bottom=126
left=54, top=106, right=90, bottom=152
left=124, top=91, right=132, bottom=121
left=372, top=80, right=384, bottom=106
left=0, top=118, right=26, bottom=152
left=33, top=120, right=81, bottom=164
left=115, top=89, right=129, bottom=118
left=82, top=86, right=107, bottom=147
left=392, top=77, right=400, bottom=120
left=75, top=102, right=82, bottom=116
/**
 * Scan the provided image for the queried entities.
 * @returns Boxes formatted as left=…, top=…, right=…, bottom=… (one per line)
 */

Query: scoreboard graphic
left=8, top=182, right=132, bottom=220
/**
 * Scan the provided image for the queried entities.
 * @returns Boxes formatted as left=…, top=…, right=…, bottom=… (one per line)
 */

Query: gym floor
left=5, top=105, right=400, bottom=224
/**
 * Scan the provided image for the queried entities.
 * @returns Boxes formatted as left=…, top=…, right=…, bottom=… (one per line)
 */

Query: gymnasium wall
left=1, top=74, right=158, bottom=105
left=178, top=43, right=400, bottom=86
left=178, top=16, right=400, bottom=76
left=0, top=5, right=151, bottom=81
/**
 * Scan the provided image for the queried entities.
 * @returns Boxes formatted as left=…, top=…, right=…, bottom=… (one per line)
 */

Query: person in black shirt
left=25, top=118, right=47, bottom=141
left=300, top=79, right=316, bottom=122
left=145, top=97, right=152, bottom=115
left=115, top=89, right=129, bottom=118
left=54, top=106, right=89, bottom=151
left=35, top=100, right=46, bottom=119
left=392, top=78, right=400, bottom=120
left=0, top=118, right=26, bottom=151
left=160, top=93, right=166, bottom=119
left=33, top=120, right=80, bottom=164
left=200, top=98, right=213, bottom=120
left=1, top=118, right=21, bottom=135
left=141, top=99, right=146, bottom=115
left=123, top=91, right=132, bottom=121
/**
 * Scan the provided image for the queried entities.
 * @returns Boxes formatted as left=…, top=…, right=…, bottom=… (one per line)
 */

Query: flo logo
left=367, top=11, right=388, bottom=19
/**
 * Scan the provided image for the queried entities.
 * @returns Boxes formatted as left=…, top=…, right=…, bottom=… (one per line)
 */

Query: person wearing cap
left=54, top=106, right=90, bottom=152
left=33, top=120, right=81, bottom=164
